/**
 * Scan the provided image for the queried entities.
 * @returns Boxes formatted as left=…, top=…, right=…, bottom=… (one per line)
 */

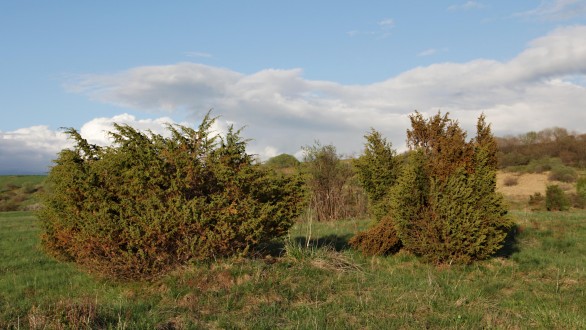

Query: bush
left=348, top=216, right=401, bottom=256
left=302, top=143, right=356, bottom=221
left=528, top=192, right=545, bottom=210
left=545, top=185, right=570, bottom=211
left=548, top=165, right=577, bottom=183
left=265, top=153, right=300, bottom=169
left=353, top=129, right=400, bottom=221
left=39, top=113, right=305, bottom=280
left=356, top=112, right=512, bottom=264
left=503, top=176, right=519, bottom=187
left=576, top=177, right=586, bottom=208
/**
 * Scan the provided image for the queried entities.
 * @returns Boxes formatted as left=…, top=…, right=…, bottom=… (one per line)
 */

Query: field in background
left=1, top=210, right=585, bottom=329
left=0, top=176, right=45, bottom=212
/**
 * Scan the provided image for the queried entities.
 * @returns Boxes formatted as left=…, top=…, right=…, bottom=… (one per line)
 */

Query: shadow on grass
left=495, top=223, right=520, bottom=258
left=293, top=234, right=354, bottom=251
left=254, top=234, right=354, bottom=258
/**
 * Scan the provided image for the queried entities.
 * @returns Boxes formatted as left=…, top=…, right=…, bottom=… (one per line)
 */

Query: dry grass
left=497, top=171, right=575, bottom=198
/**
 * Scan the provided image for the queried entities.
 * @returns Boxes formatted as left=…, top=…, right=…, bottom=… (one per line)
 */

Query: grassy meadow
left=1, top=207, right=585, bottom=329
left=0, top=176, right=45, bottom=212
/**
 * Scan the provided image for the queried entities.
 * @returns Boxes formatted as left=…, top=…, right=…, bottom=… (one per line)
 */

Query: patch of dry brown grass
left=497, top=171, right=575, bottom=198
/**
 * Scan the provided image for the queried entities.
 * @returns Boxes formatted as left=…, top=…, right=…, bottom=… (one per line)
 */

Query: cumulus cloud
left=6, top=25, right=586, bottom=174
left=64, top=25, right=586, bottom=162
left=516, top=0, right=586, bottom=21
left=0, top=115, right=211, bottom=174
left=0, top=126, right=71, bottom=174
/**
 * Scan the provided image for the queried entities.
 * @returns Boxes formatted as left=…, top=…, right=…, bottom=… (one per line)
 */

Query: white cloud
left=378, top=18, right=395, bottom=27
left=516, top=0, right=586, bottom=21
left=64, top=25, right=586, bottom=162
left=79, top=114, right=179, bottom=146
left=418, top=48, right=438, bottom=57
left=0, top=115, right=215, bottom=174
left=5, top=25, right=586, bottom=174
left=0, top=126, right=71, bottom=174
left=448, top=1, right=486, bottom=11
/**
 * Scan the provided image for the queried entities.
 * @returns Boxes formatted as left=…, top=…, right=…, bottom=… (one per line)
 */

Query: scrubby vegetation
left=351, top=112, right=512, bottom=264
left=497, top=127, right=586, bottom=168
left=38, top=113, right=305, bottom=279
left=4, top=110, right=586, bottom=327
left=546, top=185, right=570, bottom=211
left=264, top=153, right=300, bottom=169
left=302, top=142, right=366, bottom=221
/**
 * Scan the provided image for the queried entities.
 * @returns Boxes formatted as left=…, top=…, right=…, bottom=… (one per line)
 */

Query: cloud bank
left=2, top=25, right=586, bottom=174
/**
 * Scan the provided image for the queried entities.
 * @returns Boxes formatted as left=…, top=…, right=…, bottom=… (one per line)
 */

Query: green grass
left=1, top=211, right=586, bottom=329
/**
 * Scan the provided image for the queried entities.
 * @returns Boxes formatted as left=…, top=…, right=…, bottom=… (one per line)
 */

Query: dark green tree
left=545, top=185, right=570, bottom=211
left=353, top=129, right=400, bottom=220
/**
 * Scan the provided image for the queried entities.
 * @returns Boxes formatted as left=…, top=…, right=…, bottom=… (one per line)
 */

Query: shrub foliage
left=302, top=143, right=360, bottom=221
left=545, top=185, right=570, bottom=211
left=351, top=112, right=512, bottom=264
left=353, top=129, right=400, bottom=221
left=39, top=113, right=305, bottom=279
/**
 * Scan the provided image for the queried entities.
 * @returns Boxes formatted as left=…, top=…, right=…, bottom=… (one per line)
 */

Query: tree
left=353, top=129, right=400, bottom=220
left=265, top=153, right=300, bottom=169
left=302, top=142, right=354, bottom=221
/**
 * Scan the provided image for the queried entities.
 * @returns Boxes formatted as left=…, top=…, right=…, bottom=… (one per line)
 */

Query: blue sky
left=1, top=1, right=586, bottom=174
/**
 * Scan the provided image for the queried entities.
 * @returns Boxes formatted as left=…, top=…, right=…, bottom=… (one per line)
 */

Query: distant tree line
left=497, top=127, right=586, bottom=168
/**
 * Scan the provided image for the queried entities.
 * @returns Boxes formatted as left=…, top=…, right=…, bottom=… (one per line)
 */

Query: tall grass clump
left=39, top=112, right=305, bottom=280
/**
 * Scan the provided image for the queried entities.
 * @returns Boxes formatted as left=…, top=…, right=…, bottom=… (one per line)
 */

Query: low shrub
left=348, top=216, right=402, bottom=256
left=528, top=192, right=545, bottom=210
left=265, top=153, right=300, bottom=169
left=574, top=177, right=586, bottom=209
left=548, top=165, right=577, bottom=183
left=39, top=113, right=305, bottom=280
left=503, top=176, right=519, bottom=187
left=545, top=185, right=570, bottom=211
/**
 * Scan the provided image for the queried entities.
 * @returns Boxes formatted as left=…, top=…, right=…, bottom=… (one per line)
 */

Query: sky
left=1, top=1, right=586, bottom=174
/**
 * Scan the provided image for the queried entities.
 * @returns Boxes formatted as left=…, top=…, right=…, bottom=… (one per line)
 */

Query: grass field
left=1, top=210, right=585, bottom=329
left=0, top=176, right=45, bottom=212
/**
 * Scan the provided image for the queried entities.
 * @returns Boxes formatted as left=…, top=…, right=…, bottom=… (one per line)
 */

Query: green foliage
left=497, top=127, right=586, bottom=168
left=302, top=142, right=359, bottom=221
left=545, top=185, right=570, bottom=211
left=388, top=112, right=511, bottom=264
left=38, top=113, right=305, bottom=279
left=548, top=164, right=578, bottom=182
left=576, top=177, right=586, bottom=208
left=265, top=153, right=300, bottom=169
left=353, top=129, right=400, bottom=220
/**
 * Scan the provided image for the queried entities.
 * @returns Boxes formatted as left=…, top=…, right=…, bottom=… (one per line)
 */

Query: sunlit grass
left=1, top=210, right=585, bottom=328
